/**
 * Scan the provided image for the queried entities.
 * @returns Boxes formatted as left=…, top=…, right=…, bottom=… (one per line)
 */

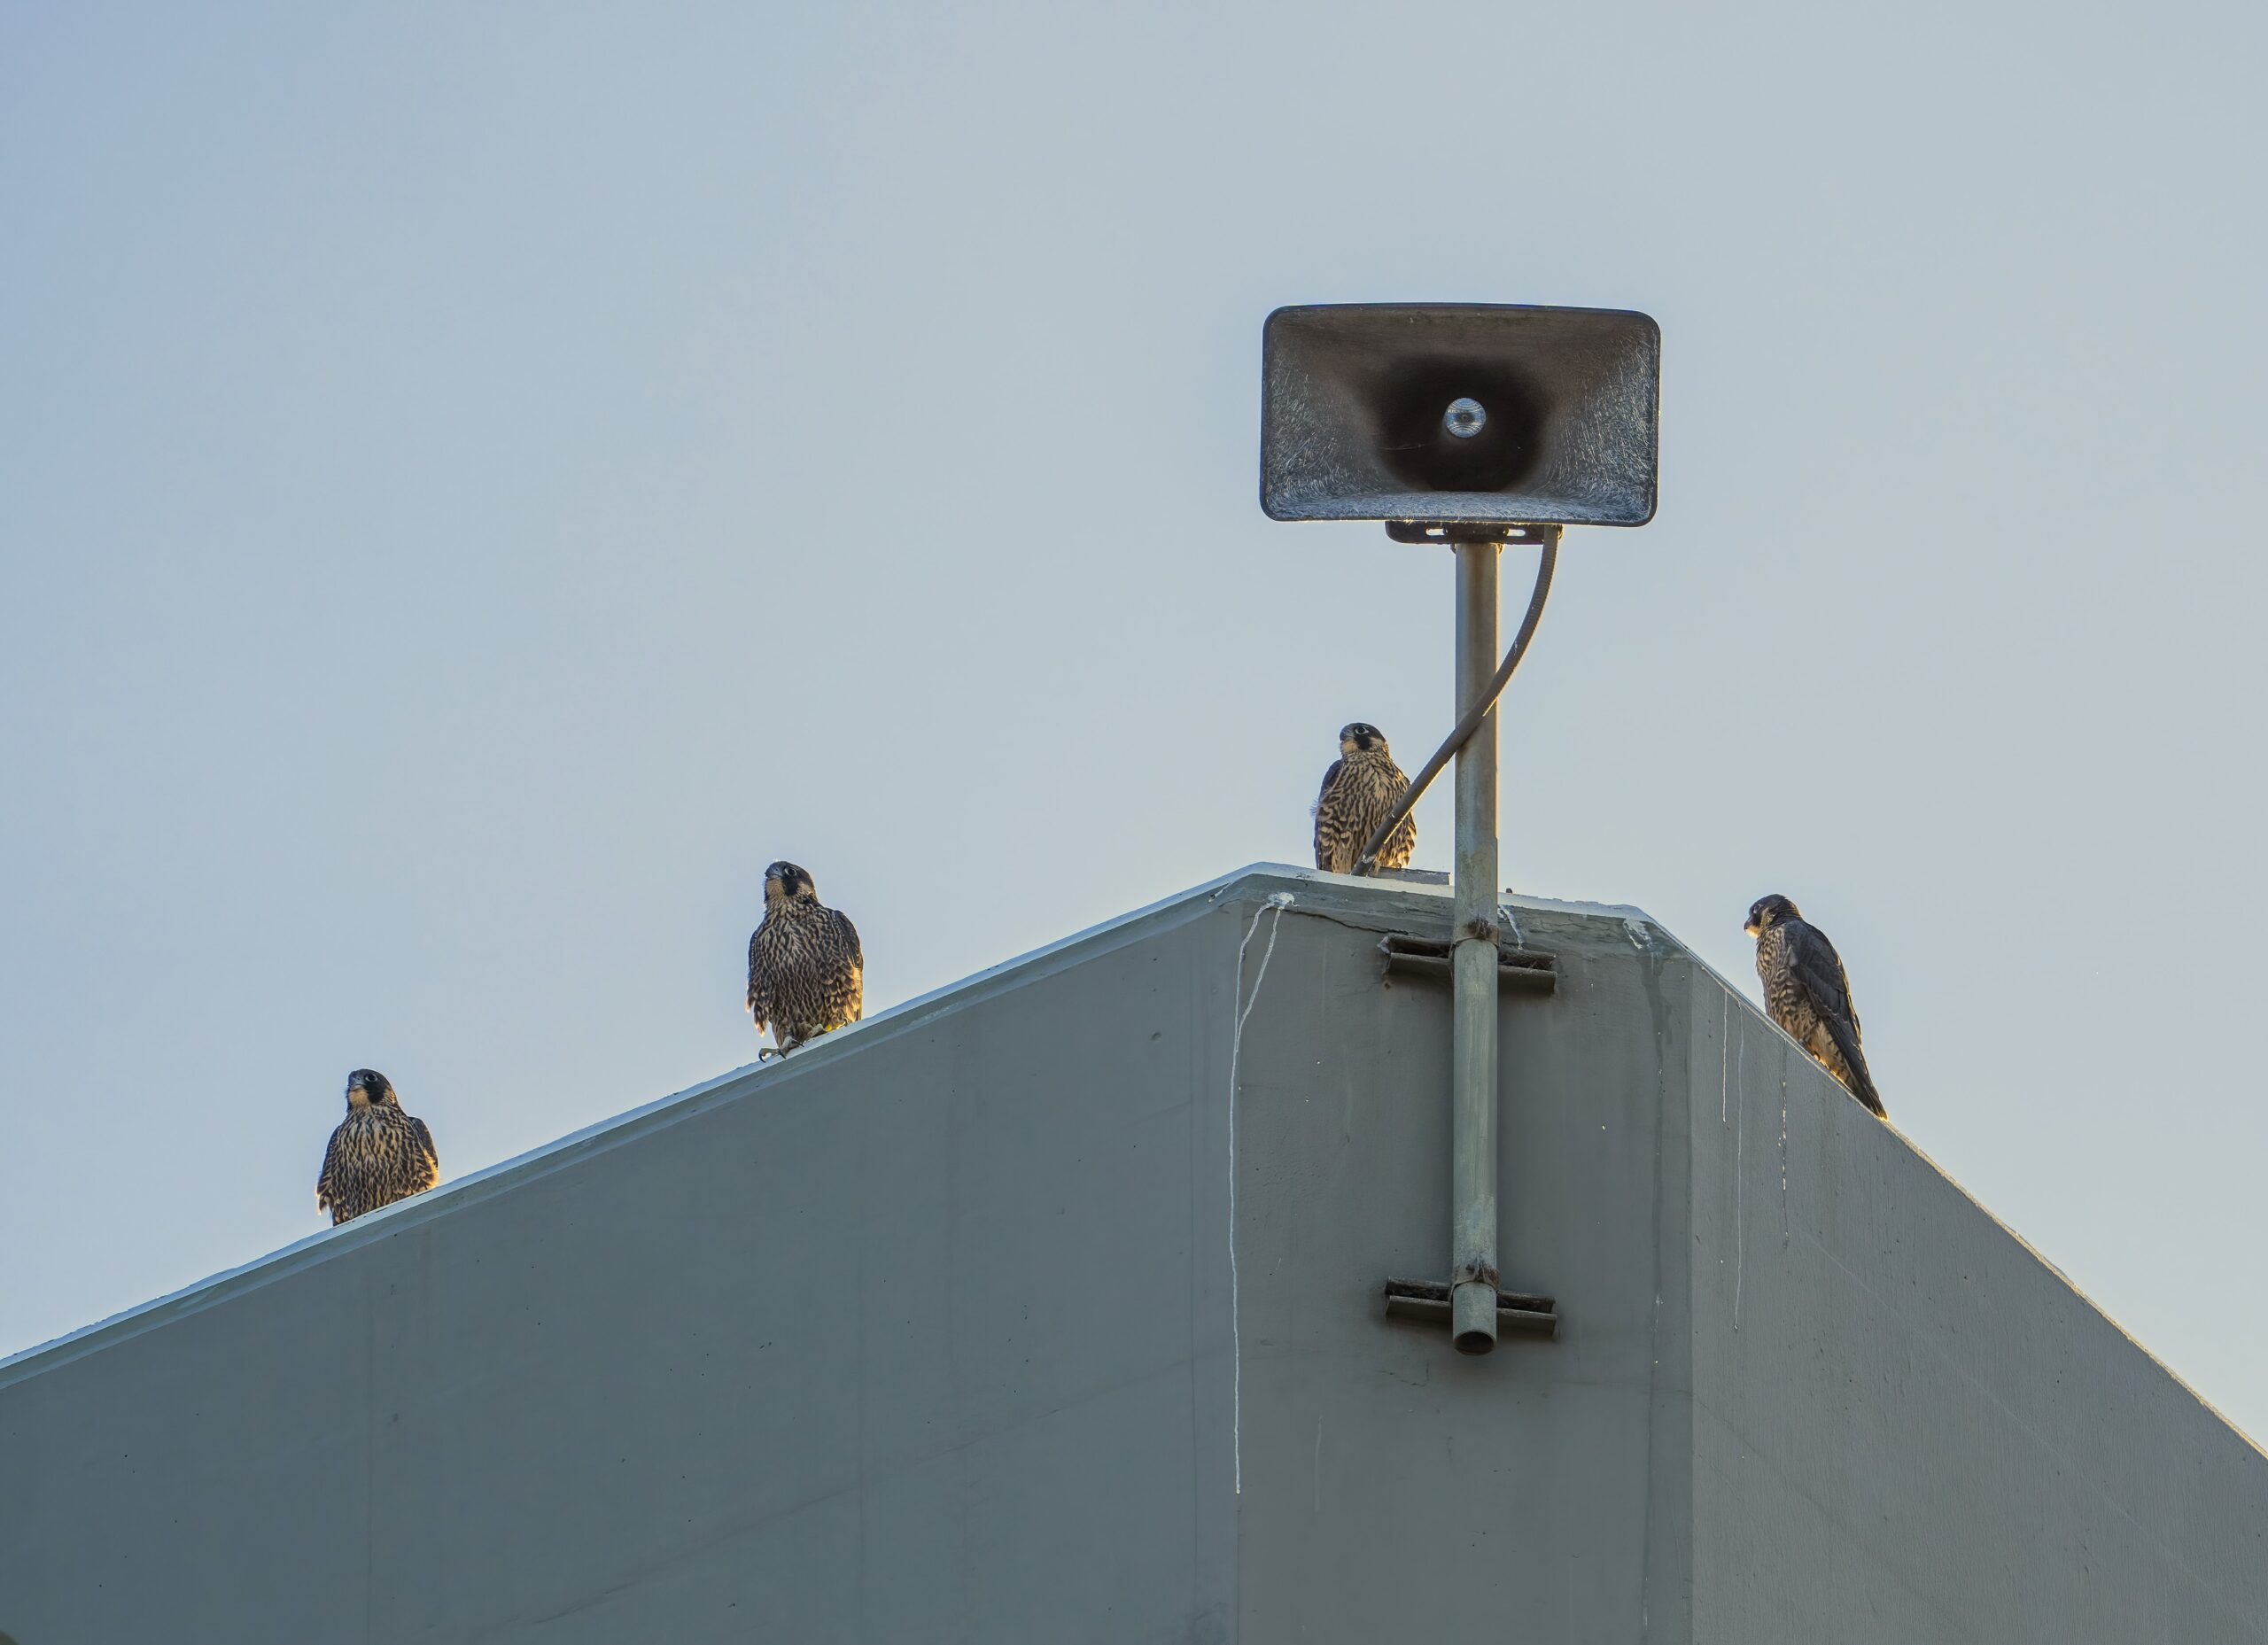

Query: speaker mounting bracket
left=1385, top=520, right=1563, bottom=548
left=1383, top=1276, right=1557, bottom=1338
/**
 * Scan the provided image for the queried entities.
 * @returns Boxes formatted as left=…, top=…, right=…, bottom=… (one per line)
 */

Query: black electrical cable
left=1352, top=535, right=1559, bottom=876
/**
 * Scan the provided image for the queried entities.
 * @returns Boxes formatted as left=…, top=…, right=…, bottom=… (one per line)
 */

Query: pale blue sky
left=4, top=4, right=2264, bottom=1436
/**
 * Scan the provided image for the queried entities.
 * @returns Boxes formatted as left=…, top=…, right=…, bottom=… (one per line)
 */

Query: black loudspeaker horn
left=1261, top=304, right=1660, bottom=529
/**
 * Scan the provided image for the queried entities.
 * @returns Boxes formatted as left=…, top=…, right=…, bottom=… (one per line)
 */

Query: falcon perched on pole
left=1744, top=895, right=1884, bottom=1116
left=316, top=1069, right=440, bottom=1226
left=747, top=860, right=864, bottom=1059
left=1313, top=722, right=1416, bottom=875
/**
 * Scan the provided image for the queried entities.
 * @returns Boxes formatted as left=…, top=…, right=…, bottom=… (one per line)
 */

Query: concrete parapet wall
left=2, top=867, right=2257, bottom=1642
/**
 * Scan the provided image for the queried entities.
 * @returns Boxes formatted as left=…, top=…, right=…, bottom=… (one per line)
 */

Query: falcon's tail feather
left=1821, top=1016, right=1885, bottom=1117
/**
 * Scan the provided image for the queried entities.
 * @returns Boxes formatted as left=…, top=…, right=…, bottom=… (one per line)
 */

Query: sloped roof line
left=13, top=863, right=1609, bottom=1385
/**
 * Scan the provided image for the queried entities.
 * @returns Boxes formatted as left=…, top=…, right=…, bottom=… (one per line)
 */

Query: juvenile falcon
left=1313, top=722, right=1417, bottom=875
left=1744, top=895, right=1884, bottom=1116
left=747, top=860, right=864, bottom=1059
left=316, top=1068, right=440, bottom=1226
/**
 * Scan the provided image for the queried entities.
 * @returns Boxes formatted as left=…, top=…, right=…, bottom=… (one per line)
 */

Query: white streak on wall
left=1228, top=891, right=1291, bottom=1495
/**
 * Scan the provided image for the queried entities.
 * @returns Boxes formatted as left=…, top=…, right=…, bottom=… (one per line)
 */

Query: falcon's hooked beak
left=1742, top=918, right=1761, bottom=939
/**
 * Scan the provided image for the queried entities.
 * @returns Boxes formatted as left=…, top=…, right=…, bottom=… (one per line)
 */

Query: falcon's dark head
left=346, top=1068, right=399, bottom=1109
left=1340, top=722, right=1389, bottom=756
left=765, top=861, right=816, bottom=904
left=1744, top=895, right=1800, bottom=939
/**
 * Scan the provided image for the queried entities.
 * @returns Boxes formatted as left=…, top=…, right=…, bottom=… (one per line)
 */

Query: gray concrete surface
left=2, top=866, right=2259, bottom=1642
left=1680, top=962, right=2268, bottom=1641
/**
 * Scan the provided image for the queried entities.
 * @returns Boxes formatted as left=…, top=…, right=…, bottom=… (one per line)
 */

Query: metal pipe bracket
left=1377, top=932, right=1557, bottom=995
left=1382, top=1277, right=1557, bottom=1339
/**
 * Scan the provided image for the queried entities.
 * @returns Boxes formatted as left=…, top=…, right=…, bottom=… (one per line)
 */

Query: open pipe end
left=1451, top=1281, right=1499, bottom=1354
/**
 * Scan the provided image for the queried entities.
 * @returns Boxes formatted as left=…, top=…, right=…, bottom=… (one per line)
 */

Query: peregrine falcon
left=1744, top=895, right=1884, bottom=1116
left=747, top=860, right=864, bottom=1059
left=1313, top=722, right=1416, bottom=875
left=316, top=1069, right=440, bottom=1226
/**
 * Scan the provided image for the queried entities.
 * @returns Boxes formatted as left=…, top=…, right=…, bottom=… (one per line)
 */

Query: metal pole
left=1449, top=538, right=1501, bottom=1354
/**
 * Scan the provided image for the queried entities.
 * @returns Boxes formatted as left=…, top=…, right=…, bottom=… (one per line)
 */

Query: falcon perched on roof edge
left=1744, top=895, right=1884, bottom=1116
left=747, top=860, right=864, bottom=1059
left=316, top=1069, right=440, bottom=1226
left=1313, top=722, right=1416, bottom=875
